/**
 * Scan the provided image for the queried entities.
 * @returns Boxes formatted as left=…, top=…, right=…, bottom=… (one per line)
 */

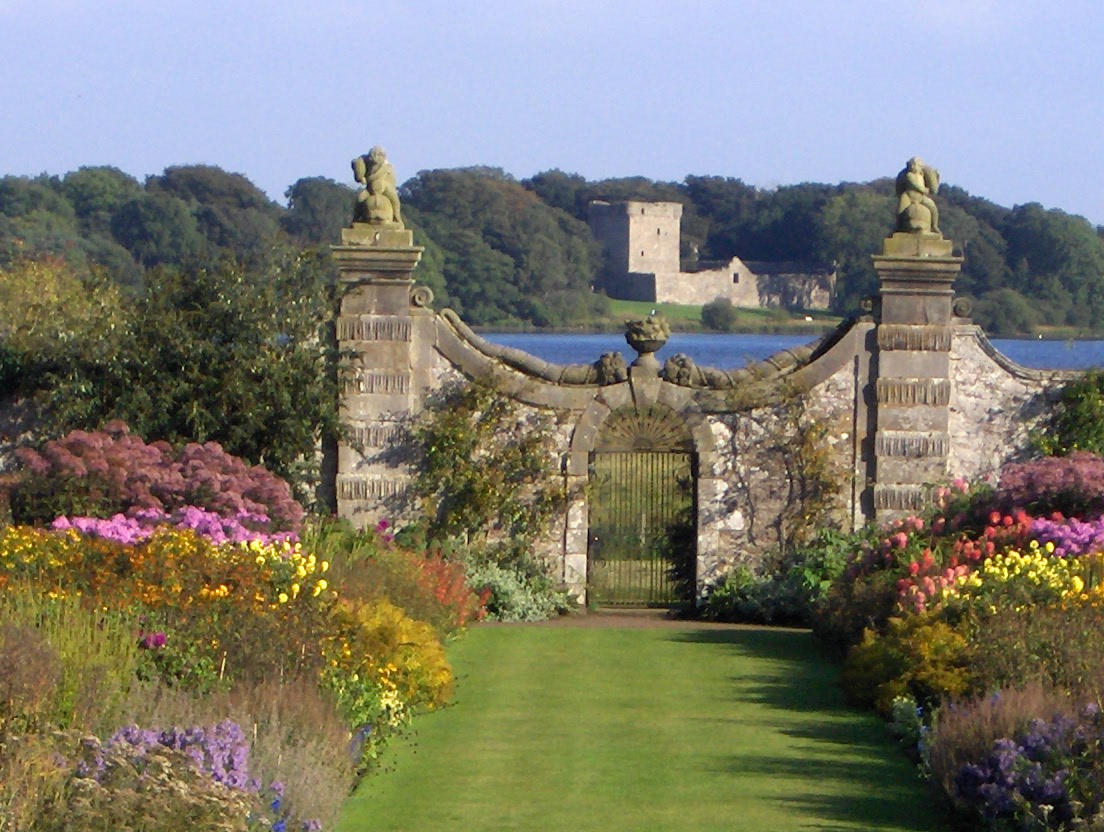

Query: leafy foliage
left=0, top=255, right=127, bottom=359
left=4, top=161, right=1104, bottom=333
left=282, top=176, right=354, bottom=246
left=8, top=253, right=340, bottom=500
left=462, top=556, right=571, bottom=622
left=701, top=528, right=859, bottom=626
left=411, top=379, right=562, bottom=549
left=700, top=296, right=739, bottom=331
left=402, top=168, right=607, bottom=327
left=1034, top=370, right=1104, bottom=458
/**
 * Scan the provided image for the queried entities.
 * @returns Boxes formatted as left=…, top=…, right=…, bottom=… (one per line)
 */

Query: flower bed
left=0, top=427, right=486, bottom=831
left=806, top=454, right=1104, bottom=829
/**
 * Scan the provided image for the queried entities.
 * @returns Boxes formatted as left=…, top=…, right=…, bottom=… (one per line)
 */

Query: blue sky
left=2, top=0, right=1101, bottom=226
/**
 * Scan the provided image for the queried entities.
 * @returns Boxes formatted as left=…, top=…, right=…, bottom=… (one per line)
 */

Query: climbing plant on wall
left=1033, top=369, right=1104, bottom=457
left=733, top=387, right=848, bottom=562
left=409, top=378, right=564, bottom=561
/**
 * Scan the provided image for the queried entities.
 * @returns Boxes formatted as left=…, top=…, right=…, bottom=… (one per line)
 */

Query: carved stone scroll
left=440, top=309, right=627, bottom=386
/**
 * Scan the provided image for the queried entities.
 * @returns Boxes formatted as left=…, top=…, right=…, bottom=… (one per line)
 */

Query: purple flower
left=53, top=504, right=297, bottom=547
left=138, top=631, right=167, bottom=650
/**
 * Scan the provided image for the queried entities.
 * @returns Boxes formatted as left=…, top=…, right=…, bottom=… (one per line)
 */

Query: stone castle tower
left=588, top=200, right=683, bottom=278
left=587, top=199, right=834, bottom=310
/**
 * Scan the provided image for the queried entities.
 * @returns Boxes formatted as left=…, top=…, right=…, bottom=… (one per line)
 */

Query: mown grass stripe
left=338, top=623, right=952, bottom=832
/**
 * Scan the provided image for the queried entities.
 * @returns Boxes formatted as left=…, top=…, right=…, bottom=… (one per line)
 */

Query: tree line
left=3, top=160, right=1104, bottom=501
left=3, top=162, right=1104, bottom=333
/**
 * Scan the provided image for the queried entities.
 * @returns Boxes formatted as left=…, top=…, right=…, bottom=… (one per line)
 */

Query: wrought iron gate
left=587, top=403, right=697, bottom=607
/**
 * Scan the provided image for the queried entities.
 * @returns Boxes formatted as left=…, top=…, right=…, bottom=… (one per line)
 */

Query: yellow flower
left=256, top=555, right=265, bottom=565
left=278, top=592, right=289, bottom=604
left=317, top=579, right=328, bottom=591
left=321, top=561, right=330, bottom=573
left=291, top=583, right=300, bottom=598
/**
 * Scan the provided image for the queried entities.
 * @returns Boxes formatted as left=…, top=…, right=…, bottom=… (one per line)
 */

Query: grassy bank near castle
left=484, top=300, right=843, bottom=335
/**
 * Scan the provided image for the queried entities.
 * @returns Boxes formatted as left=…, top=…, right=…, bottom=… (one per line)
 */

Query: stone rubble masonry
left=332, top=226, right=1072, bottom=603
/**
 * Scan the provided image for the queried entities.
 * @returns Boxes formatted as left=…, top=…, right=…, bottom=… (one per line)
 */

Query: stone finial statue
left=352, top=146, right=404, bottom=229
left=895, top=156, right=941, bottom=235
left=624, top=315, right=671, bottom=353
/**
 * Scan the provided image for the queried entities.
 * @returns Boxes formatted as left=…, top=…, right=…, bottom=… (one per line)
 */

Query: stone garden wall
left=331, top=224, right=1080, bottom=605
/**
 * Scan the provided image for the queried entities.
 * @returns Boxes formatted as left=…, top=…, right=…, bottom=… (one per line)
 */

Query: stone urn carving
left=625, top=315, right=671, bottom=372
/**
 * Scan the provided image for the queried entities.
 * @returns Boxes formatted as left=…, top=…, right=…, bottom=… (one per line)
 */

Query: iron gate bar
left=587, top=451, right=695, bottom=607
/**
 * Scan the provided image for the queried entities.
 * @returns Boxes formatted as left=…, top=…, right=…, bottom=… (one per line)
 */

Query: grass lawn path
left=338, top=619, right=953, bottom=832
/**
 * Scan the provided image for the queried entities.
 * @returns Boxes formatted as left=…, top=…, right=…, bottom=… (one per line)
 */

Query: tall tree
left=402, top=168, right=604, bottom=327
left=283, top=176, right=354, bottom=246
left=111, top=192, right=212, bottom=268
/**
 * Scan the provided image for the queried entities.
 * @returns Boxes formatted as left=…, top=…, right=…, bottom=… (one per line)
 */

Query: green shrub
left=1034, top=369, right=1104, bottom=457
left=703, top=530, right=864, bottom=626
left=813, top=568, right=900, bottom=653
left=700, top=567, right=806, bottom=625
left=786, top=528, right=856, bottom=606
left=463, top=558, right=570, bottom=622
left=967, top=603, right=1104, bottom=700
left=842, top=612, right=972, bottom=715
left=700, top=297, right=739, bottom=332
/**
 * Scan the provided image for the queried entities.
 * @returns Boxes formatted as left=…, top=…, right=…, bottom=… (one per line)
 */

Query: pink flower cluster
left=997, top=452, right=1104, bottom=517
left=138, top=631, right=167, bottom=650
left=52, top=506, right=296, bottom=546
left=898, top=563, right=972, bottom=613
left=17, top=422, right=303, bottom=532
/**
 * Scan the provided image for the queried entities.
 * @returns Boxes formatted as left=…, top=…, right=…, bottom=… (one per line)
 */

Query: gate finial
left=625, top=314, right=670, bottom=373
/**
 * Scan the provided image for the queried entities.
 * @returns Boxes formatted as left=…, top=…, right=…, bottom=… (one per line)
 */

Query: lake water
left=483, top=331, right=1104, bottom=371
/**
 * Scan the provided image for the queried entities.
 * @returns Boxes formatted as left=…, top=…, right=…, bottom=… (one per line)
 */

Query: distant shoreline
left=471, top=323, right=1102, bottom=341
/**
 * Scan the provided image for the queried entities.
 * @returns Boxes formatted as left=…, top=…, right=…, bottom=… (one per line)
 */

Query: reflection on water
left=483, top=332, right=1104, bottom=371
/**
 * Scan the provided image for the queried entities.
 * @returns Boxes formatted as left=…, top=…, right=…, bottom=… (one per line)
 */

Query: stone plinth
left=871, top=233, right=963, bottom=522
left=333, top=232, right=427, bottom=527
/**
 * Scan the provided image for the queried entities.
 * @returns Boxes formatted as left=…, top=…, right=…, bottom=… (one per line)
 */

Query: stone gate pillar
left=332, top=224, right=427, bottom=527
left=871, top=230, right=963, bottom=521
